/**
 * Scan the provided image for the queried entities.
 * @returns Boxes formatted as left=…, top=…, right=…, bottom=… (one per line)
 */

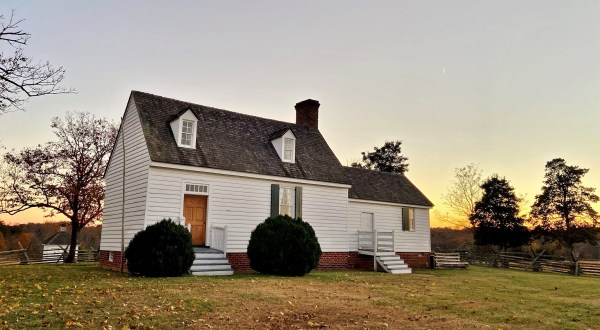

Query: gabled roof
left=131, top=91, right=347, bottom=184
left=168, top=107, right=198, bottom=123
left=269, top=127, right=295, bottom=140
left=344, top=167, right=434, bottom=207
left=43, top=231, right=73, bottom=245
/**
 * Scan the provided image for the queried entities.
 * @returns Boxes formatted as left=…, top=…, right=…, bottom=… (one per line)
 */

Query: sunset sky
left=1, top=1, right=599, bottom=227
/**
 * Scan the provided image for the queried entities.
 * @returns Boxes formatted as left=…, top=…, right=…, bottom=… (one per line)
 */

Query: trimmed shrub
left=247, top=215, right=322, bottom=276
left=125, top=219, right=195, bottom=277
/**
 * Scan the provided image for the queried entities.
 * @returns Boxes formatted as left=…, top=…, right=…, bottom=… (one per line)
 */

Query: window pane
left=279, top=187, right=295, bottom=216
left=283, top=138, right=294, bottom=161
left=181, top=120, right=194, bottom=146
left=402, top=208, right=410, bottom=231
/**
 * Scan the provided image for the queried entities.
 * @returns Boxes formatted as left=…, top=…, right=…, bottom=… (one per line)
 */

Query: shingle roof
left=128, top=91, right=432, bottom=206
left=344, top=167, right=434, bottom=207
left=131, top=91, right=347, bottom=184
left=43, top=231, right=72, bottom=245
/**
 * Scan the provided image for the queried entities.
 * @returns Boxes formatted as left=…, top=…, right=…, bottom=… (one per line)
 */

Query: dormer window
left=283, top=138, right=295, bottom=162
left=270, top=128, right=296, bottom=163
left=169, top=109, right=198, bottom=149
left=181, top=120, right=194, bottom=146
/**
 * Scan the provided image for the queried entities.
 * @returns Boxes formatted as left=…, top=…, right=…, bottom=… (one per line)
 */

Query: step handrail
left=210, top=225, right=228, bottom=254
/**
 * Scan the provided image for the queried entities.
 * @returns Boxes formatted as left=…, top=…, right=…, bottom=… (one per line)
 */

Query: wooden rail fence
left=468, top=252, right=600, bottom=276
left=0, top=247, right=99, bottom=266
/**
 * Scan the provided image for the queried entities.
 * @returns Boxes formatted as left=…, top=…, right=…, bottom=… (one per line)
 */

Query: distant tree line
left=440, top=159, right=599, bottom=275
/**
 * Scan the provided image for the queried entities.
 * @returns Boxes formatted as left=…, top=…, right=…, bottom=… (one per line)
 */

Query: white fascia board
left=348, top=198, right=432, bottom=209
left=150, top=161, right=352, bottom=189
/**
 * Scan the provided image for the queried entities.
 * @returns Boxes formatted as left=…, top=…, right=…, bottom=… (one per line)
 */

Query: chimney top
left=295, top=99, right=320, bottom=129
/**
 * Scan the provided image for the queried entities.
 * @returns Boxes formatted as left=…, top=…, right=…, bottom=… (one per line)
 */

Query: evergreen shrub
left=247, top=215, right=321, bottom=276
left=125, top=219, right=195, bottom=277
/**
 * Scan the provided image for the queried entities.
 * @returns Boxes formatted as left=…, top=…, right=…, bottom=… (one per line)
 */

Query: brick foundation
left=227, top=251, right=431, bottom=273
left=397, top=252, right=431, bottom=269
left=100, top=250, right=430, bottom=274
left=226, top=252, right=253, bottom=273
left=99, top=250, right=128, bottom=272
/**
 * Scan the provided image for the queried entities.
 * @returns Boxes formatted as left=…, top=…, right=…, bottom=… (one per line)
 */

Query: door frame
left=360, top=211, right=375, bottom=232
left=180, top=182, right=211, bottom=246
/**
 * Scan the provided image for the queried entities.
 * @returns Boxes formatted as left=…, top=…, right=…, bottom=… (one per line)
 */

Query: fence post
left=17, top=241, right=30, bottom=265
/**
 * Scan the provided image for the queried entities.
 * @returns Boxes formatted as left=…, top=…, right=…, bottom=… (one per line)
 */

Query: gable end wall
left=100, top=98, right=150, bottom=251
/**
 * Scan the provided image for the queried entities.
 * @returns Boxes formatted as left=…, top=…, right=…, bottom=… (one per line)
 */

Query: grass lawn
left=1, top=264, right=599, bottom=329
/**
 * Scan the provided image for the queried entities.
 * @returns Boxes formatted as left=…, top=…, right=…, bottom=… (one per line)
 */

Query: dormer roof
left=169, top=107, right=199, bottom=123
left=269, top=127, right=296, bottom=141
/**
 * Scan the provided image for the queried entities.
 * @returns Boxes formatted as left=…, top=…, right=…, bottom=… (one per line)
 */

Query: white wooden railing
left=210, top=225, right=228, bottom=254
left=358, top=230, right=396, bottom=271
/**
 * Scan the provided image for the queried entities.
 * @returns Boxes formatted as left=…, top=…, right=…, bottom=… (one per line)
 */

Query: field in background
left=1, top=264, right=599, bottom=329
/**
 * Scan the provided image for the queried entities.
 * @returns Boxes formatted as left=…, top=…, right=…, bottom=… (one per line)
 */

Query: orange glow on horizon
left=0, top=208, right=67, bottom=225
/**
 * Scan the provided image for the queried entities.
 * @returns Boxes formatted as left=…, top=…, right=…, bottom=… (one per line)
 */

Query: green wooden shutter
left=270, top=184, right=280, bottom=217
left=402, top=208, right=409, bottom=231
left=295, top=186, right=303, bottom=219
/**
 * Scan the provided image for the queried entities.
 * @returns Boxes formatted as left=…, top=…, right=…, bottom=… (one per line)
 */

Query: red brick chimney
left=295, top=99, right=320, bottom=129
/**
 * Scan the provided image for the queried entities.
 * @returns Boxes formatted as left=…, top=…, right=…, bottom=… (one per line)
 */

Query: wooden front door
left=183, top=195, right=207, bottom=246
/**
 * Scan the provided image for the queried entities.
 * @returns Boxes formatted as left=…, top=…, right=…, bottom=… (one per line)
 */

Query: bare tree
left=0, top=112, right=116, bottom=262
left=0, top=10, right=73, bottom=113
left=440, top=163, right=483, bottom=230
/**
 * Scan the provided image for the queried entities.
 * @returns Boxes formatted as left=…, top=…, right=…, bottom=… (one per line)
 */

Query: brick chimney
left=295, top=99, right=320, bottom=129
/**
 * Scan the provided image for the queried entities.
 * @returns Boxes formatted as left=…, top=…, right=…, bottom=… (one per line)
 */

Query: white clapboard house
left=100, top=91, right=433, bottom=275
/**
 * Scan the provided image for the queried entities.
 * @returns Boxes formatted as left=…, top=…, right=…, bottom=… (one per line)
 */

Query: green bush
left=247, top=215, right=321, bottom=276
left=125, top=219, right=195, bottom=277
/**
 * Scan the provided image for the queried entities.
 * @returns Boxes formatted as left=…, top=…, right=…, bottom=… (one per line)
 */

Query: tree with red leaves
left=0, top=112, right=116, bottom=262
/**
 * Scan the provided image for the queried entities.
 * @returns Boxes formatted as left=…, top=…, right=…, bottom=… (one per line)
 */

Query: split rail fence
left=465, top=251, right=600, bottom=276
left=0, top=246, right=98, bottom=266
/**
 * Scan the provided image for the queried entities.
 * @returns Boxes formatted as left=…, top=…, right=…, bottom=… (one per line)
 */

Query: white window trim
left=180, top=119, right=195, bottom=147
left=183, top=182, right=209, bottom=196
left=283, top=137, right=295, bottom=163
left=402, top=208, right=416, bottom=232
left=181, top=182, right=210, bottom=196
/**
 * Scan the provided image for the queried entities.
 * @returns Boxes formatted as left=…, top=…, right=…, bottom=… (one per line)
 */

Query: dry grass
left=1, top=264, right=599, bottom=329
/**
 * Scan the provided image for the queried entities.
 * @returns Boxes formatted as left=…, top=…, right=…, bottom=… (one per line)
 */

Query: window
left=185, top=184, right=208, bottom=194
left=279, top=186, right=295, bottom=216
left=181, top=120, right=194, bottom=146
left=402, top=208, right=415, bottom=231
left=108, top=251, right=114, bottom=262
left=283, top=138, right=295, bottom=162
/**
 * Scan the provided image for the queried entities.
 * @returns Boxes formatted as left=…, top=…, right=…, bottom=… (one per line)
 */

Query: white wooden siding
left=100, top=98, right=150, bottom=251
left=146, top=166, right=349, bottom=253
left=348, top=200, right=431, bottom=252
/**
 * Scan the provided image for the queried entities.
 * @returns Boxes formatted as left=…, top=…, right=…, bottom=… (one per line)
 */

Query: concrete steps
left=191, top=247, right=233, bottom=276
left=377, top=255, right=412, bottom=274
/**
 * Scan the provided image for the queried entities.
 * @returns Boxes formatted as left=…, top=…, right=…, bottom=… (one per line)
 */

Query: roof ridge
left=131, top=90, right=315, bottom=131
left=343, top=166, right=406, bottom=176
